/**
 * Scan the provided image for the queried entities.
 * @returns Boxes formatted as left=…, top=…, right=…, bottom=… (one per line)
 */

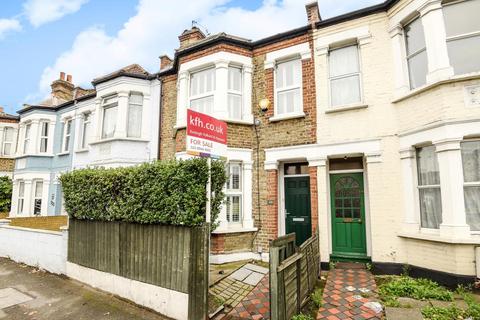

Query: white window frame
left=188, top=66, right=216, bottom=114
left=23, top=123, right=31, bottom=154
left=274, top=57, right=303, bottom=117
left=33, top=180, right=43, bottom=216
left=461, top=138, right=480, bottom=232
left=227, top=65, right=243, bottom=120
left=2, top=127, right=14, bottom=156
left=39, top=121, right=49, bottom=153
left=101, top=95, right=119, bottom=139
left=80, top=112, right=91, bottom=149
left=225, top=162, right=243, bottom=224
left=404, top=15, right=428, bottom=90
left=62, top=119, right=72, bottom=153
left=127, top=92, right=143, bottom=138
left=443, top=0, right=480, bottom=75
left=17, top=181, right=25, bottom=215
left=328, top=43, right=363, bottom=107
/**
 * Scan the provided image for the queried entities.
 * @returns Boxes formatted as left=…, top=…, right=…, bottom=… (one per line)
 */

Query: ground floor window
left=33, top=180, right=43, bottom=215
left=17, top=181, right=25, bottom=215
left=225, top=162, right=242, bottom=223
left=416, top=146, right=442, bottom=229
left=461, top=140, right=480, bottom=231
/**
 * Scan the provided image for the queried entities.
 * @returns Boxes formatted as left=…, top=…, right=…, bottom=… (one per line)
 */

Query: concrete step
left=335, top=262, right=366, bottom=269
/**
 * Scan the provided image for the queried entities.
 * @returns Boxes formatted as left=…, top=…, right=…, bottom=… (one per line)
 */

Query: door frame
left=278, top=160, right=310, bottom=237
left=326, top=163, right=372, bottom=260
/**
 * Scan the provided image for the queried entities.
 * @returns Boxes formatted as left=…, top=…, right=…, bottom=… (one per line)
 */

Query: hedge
left=60, top=159, right=227, bottom=226
left=0, top=176, right=12, bottom=212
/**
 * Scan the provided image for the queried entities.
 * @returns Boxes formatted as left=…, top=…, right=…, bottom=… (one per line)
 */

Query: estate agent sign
left=186, top=109, right=227, bottom=159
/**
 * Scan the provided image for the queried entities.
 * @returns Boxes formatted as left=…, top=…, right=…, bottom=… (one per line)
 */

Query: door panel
left=330, top=173, right=367, bottom=259
left=285, top=176, right=312, bottom=246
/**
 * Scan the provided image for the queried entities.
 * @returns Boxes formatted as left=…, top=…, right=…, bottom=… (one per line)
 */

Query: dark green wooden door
left=285, top=176, right=311, bottom=246
left=330, top=173, right=367, bottom=260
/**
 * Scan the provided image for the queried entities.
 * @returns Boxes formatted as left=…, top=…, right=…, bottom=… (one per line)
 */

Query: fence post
left=270, top=246, right=280, bottom=320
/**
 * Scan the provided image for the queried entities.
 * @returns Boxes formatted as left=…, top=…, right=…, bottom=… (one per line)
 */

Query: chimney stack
left=160, top=55, right=173, bottom=70
left=0, top=106, right=4, bottom=114
left=306, top=1, right=321, bottom=26
left=178, top=27, right=206, bottom=49
left=51, top=71, right=74, bottom=103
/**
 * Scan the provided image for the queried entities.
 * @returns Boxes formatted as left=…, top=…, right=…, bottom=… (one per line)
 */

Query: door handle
left=285, top=212, right=290, bottom=215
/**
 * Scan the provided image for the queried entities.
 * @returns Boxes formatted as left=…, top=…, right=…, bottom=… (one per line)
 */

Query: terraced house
left=0, top=107, right=19, bottom=177
left=10, top=67, right=161, bottom=217
left=159, top=0, right=480, bottom=286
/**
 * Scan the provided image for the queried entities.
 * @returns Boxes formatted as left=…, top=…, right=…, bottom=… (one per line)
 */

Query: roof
left=91, top=63, right=153, bottom=85
left=0, top=113, right=19, bottom=121
left=18, top=92, right=96, bottom=115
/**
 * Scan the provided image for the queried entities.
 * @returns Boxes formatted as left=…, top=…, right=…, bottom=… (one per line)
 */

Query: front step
left=335, top=262, right=367, bottom=269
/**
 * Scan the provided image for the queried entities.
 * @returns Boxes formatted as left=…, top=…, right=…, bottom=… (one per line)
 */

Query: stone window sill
left=269, top=112, right=305, bottom=122
left=398, top=231, right=480, bottom=244
left=15, top=153, right=54, bottom=159
left=90, top=137, right=149, bottom=145
left=325, top=103, right=368, bottom=114
left=212, top=227, right=258, bottom=235
left=75, top=149, right=88, bottom=153
left=56, top=151, right=70, bottom=156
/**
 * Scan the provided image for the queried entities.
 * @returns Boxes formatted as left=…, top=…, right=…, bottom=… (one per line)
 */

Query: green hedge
left=0, top=176, right=12, bottom=212
left=60, top=159, right=227, bottom=226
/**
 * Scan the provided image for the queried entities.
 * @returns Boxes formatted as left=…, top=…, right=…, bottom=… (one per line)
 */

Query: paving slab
left=229, top=268, right=253, bottom=282
left=385, top=307, right=423, bottom=320
left=243, top=272, right=264, bottom=286
left=430, top=299, right=468, bottom=309
left=243, top=264, right=268, bottom=275
left=0, top=287, right=33, bottom=309
left=397, top=297, right=429, bottom=308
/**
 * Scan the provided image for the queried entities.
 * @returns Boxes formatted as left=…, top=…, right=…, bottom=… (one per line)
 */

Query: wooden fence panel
left=270, top=232, right=320, bottom=320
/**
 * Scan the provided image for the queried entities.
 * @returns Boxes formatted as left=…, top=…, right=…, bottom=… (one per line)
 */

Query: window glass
left=190, top=68, right=215, bottom=114
left=405, top=17, right=427, bottom=89
left=284, top=163, right=309, bottom=175
left=63, top=119, right=72, bottom=152
left=102, top=105, right=117, bottom=139
left=228, top=67, right=242, bottom=120
left=40, top=122, right=48, bottom=153
left=128, top=93, right=143, bottom=138
left=23, top=124, right=31, bottom=153
left=18, top=181, right=25, bottom=214
left=81, top=113, right=91, bottom=149
left=225, top=162, right=242, bottom=223
left=276, top=59, right=302, bottom=115
left=34, top=181, right=43, bottom=216
left=329, top=45, right=361, bottom=106
left=416, top=146, right=442, bottom=229
left=461, top=140, right=480, bottom=230
left=443, top=0, right=480, bottom=75
left=3, top=127, right=13, bottom=156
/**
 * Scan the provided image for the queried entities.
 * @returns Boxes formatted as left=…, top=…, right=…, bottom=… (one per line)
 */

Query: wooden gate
left=269, top=232, right=320, bottom=320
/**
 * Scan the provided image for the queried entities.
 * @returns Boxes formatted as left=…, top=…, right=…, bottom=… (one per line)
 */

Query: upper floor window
left=405, top=17, right=428, bottom=89
left=62, top=119, right=72, bottom=152
left=190, top=67, right=215, bottom=114
left=102, top=95, right=118, bottom=139
left=23, top=123, right=31, bottom=154
left=39, top=121, right=49, bottom=153
left=443, top=0, right=480, bottom=75
left=228, top=66, right=242, bottom=120
left=80, top=113, right=91, bottom=149
left=416, top=146, right=442, bottom=229
left=275, top=58, right=302, bottom=115
left=329, top=44, right=362, bottom=106
left=461, top=140, right=480, bottom=230
left=226, top=162, right=242, bottom=223
left=127, top=93, right=143, bottom=138
left=2, top=127, right=14, bottom=156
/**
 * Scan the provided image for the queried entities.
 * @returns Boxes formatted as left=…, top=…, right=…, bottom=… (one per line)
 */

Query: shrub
left=60, top=159, right=227, bottom=227
left=378, top=276, right=453, bottom=302
left=0, top=176, right=12, bottom=212
left=291, top=314, right=314, bottom=320
left=311, top=288, right=323, bottom=307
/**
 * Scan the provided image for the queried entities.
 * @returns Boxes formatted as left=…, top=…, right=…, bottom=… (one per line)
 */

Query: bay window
left=416, top=146, right=442, bottom=229
left=127, top=93, right=143, bottom=138
left=329, top=44, right=362, bottom=106
left=23, top=123, right=31, bottom=154
left=405, top=17, right=428, bottom=89
left=80, top=113, right=91, bottom=149
left=228, top=66, right=243, bottom=120
left=443, top=0, right=480, bottom=75
left=275, top=58, right=302, bottom=115
left=226, top=162, right=242, bottom=223
left=461, top=140, right=480, bottom=230
left=33, top=180, right=43, bottom=216
left=62, top=119, right=72, bottom=152
left=2, top=127, right=14, bottom=156
left=39, top=121, right=49, bottom=153
left=189, top=67, right=215, bottom=114
left=101, top=95, right=118, bottom=139
left=17, top=181, right=25, bottom=215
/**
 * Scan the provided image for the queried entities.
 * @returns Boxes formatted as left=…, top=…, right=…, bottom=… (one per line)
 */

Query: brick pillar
left=266, top=169, right=278, bottom=242
left=309, top=166, right=318, bottom=234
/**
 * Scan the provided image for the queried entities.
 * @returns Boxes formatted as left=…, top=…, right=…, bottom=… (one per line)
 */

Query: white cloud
left=24, top=0, right=89, bottom=27
left=0, top=19, right=22, bottom=39
left=34, top=0, right=385, bottom=101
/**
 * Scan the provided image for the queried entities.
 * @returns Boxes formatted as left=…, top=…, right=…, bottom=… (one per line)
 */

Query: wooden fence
left=270, top=232, right=320, bottom=320
left=68, top=218, right=209, bottom=320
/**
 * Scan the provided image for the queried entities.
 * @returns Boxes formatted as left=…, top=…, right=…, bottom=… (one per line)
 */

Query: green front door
left=330, top=173, right=367, bottom=260
left=285, top=176, right=312, bottom=246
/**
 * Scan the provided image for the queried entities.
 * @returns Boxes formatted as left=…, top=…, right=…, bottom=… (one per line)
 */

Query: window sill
left=14, top=153, right=55, bottom=159
left=393, top=71, right=480, bottom=103
left=325, top=103, right=368, bottom=114
left=56, top=151, right=70, bottom=156
left=89, top=137, right=149, bottom=145
left=269, top=112, right=305, bottom=122
left=398, top=231, right=480, bottom=244
left=175, top=117, right=254, bottom=128
left=212, top=227, right=258, bottom=234
left=75, top=149, right=89, bottom=153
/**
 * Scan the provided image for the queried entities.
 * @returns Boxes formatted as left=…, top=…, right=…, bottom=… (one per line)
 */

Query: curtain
left=462, top=141, right=480, bottom=230
left=417, top=146, right=442, bottom=229
left=329, top=45, right=361, bottom=106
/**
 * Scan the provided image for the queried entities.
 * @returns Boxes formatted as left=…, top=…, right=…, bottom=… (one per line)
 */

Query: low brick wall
left=211, top=231, right=255, bottom=254
left=7, top=216, right=68, bottom=231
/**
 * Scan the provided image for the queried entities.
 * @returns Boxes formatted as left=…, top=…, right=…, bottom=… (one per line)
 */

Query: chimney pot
left=67, top=74, right=72, bottom=82
left=305, top=1, right=321, bottom=26
left=60, top=72, right=66, bottom=81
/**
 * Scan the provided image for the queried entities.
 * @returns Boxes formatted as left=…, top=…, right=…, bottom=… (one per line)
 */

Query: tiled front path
left=226, top=275, right=270, bottom=319
left=317, top=265, right=383, bottom=320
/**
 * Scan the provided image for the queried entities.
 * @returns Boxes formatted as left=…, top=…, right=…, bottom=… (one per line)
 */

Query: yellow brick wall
left=7, top=216, right=68, bottom=232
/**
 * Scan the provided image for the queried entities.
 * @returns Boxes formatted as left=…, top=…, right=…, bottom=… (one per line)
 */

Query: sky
left=0, top=0, right=383, bottom=115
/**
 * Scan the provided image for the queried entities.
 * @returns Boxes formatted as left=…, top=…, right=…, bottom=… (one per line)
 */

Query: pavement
left=0, top=258, right=168, bottom=320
